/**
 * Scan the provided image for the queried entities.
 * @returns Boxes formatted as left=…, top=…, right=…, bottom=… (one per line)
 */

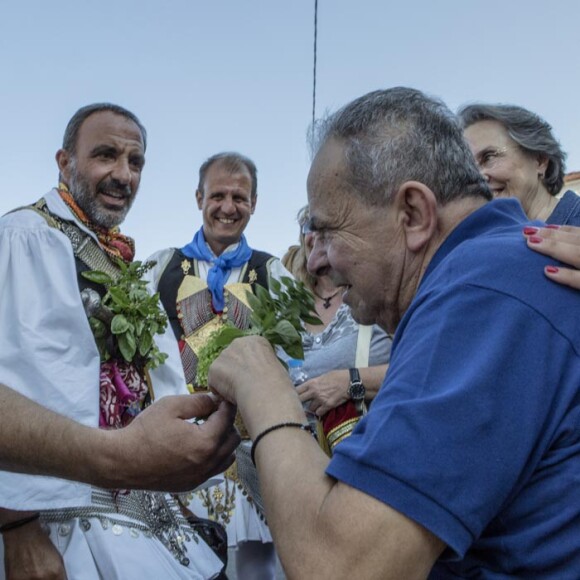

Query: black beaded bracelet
left=251, top=422, right=315, bottom=465
left=0, top=513, right=41, bottom=534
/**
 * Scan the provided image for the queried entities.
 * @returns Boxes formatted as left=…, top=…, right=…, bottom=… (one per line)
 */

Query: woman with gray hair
left=458, top=103, right=580, bottom=224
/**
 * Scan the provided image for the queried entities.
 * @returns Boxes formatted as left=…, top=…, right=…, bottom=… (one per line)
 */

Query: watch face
left=348, top=381, right=365, bottom=401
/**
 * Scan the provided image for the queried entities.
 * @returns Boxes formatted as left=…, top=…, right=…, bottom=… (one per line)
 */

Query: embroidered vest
left=19, top=198, right=150, bottom=426
left=17, top=198, right=121, bottom=295
left=157, top=248, right=275, bottom=389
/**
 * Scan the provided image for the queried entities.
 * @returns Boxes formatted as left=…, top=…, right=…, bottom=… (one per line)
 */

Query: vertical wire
left=312, top=0, right=318, bottom=130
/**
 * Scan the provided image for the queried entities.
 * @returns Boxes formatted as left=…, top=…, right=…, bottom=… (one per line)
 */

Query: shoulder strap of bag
left=355, top=324, right=372, bottom=367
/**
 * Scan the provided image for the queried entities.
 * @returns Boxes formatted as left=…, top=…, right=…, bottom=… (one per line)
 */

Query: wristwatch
left=347, top=368, right=366, bottom=402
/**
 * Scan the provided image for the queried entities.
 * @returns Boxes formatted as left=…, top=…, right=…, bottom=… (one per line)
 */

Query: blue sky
left=1, top=0, right=578, bottom=259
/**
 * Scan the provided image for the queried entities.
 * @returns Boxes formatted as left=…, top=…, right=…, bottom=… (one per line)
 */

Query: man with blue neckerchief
left=146, top=151, right=288, bottom=580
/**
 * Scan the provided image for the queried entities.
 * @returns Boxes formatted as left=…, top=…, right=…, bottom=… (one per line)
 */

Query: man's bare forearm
left=0, top=383, right=117, bottom=485
left=0, top=384, right=239, bottom=492
left=0, top=384, right=140, bottom=489
left=210, top=337, right=444, bottom=578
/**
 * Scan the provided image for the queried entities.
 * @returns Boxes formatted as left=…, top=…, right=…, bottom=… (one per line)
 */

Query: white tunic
left=0, top=189, right=222, bottom=579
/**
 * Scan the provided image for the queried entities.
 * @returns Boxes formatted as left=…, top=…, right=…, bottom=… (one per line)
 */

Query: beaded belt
left=40, top=489, right=197, bottom=566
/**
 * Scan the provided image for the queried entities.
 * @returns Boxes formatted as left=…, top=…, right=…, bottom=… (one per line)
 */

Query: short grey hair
left=197, top=152, right=258, bottom=198
left=309, top=87, right=491, bottom=206
left=62, top=103, right=147, bottom=153
left=457, top=103, right=566, bottom=195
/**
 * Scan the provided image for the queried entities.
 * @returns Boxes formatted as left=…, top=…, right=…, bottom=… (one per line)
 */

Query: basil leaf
left=118, top=331, right=137, bottom=362
left=111, top=314, right=131, bottom=335
left=108, top=287, right=131, bottom=308
left=81, top=270, right=114, bottom=286
left=139, top=331, right=153, bottom=357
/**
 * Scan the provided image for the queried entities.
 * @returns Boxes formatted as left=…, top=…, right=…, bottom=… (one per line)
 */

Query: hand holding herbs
left=81, top=260, right=168, bottom=370
left=196, top=276, right=322, bottom=386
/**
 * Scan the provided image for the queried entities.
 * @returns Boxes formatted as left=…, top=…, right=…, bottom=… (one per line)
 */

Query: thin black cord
left=312, top=0, right=318, bottom=129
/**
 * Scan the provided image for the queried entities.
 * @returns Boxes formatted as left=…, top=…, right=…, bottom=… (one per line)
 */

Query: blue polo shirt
left=327, top=199, right=580, bottom=578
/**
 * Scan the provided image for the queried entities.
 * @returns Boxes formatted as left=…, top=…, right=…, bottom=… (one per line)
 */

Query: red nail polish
left=546, top=266, right=559, bottom=274
left=523, top=226, right=539, bottom=235
left=528, top=236, right=543, bottom=244
left=545, top=224, right=560, bottom=230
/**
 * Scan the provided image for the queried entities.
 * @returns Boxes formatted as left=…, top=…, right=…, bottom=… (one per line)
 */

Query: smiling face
left=56, top=111, right=145, bottom=229
left=463, top=120, right=548, bottom=216
left=306, top=138, right=407, bottom=333
left=196, top=161, right=256, bottom=256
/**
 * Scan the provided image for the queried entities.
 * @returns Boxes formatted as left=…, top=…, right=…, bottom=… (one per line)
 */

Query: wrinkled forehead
left=307, top=138, right=358, bottom=231
left=463, top=119, right=512, bottom=154
left=76, top=111, right=145, bottom=152
left=203, top=160, right=254, bottom=192
left=308, top=138, right=348, bottom=200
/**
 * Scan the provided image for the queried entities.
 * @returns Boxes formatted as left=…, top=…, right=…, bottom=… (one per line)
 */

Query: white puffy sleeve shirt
left=0, top=190, right=100, bottom=509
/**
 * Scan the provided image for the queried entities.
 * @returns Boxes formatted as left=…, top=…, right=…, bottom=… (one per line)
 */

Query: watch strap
left=348, top=368, right=365, bottom=404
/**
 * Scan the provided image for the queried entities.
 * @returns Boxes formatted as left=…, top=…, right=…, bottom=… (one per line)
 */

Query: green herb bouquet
left=80, top=260, right=169, bottom=428
left=196, top=276, right=321, bottom=386
left=81, top=260, right=168, bottom=371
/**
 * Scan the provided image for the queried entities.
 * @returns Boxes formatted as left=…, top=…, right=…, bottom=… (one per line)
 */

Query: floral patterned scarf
left=58, top=183, right=135, bottom=263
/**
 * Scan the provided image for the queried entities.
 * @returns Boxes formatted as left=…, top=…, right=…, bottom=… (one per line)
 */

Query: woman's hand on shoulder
left=525, top=225, right=580, bottom=289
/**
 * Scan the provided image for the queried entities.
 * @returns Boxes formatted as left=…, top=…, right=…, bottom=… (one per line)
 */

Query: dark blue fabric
left=547, top=189, right=580, bottom=226
left=327, top=199, right=580, bottom=578
left=181, top=228, right=252, bottom=311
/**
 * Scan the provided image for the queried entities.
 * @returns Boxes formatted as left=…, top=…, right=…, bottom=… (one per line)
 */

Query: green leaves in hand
left=195, top=275, right=321, bottom=386
left=196, top=325, right=249, bottom=387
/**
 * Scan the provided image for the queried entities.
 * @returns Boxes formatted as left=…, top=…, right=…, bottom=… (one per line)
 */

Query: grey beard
left=67, top=164, right=133, bottom=229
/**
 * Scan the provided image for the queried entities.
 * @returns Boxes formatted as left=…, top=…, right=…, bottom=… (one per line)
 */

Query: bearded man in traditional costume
left=147, top=152, right=288, bottom=580
left=0, top=103, right=239, bottom=579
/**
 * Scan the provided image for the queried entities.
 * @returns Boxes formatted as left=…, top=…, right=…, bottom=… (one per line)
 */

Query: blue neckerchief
left=181, top=228, right=252, bottom=312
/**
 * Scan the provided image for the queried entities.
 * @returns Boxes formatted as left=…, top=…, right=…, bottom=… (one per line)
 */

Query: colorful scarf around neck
left=58, top=183, right=135, bottom=263
left=181, top=227, right=252, bottom=312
